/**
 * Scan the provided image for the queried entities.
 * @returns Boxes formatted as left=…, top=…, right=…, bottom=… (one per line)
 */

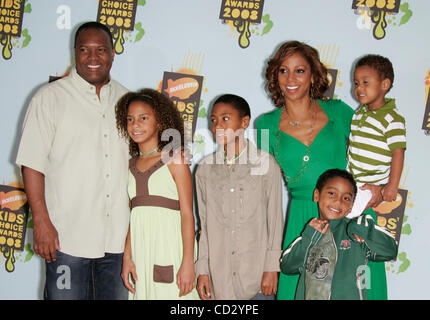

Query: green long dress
left=257, top=99, right=388, bottom=300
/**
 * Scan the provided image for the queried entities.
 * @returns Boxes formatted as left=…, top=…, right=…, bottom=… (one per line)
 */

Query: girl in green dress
left=257, top=41, right=388, bottom=300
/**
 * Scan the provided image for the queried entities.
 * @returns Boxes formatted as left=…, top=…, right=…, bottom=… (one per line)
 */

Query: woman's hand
left=360, top=184, right=383, bottom=211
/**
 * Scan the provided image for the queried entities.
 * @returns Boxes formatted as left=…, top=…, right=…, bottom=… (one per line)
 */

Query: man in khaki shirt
left=16, top=22, right=129, bottom=299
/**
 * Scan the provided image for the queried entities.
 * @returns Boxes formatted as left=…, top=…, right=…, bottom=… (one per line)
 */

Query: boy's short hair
left=355, top=54, right=394, bottom=92
left=213, top=94, right=251, bottom=119
left=315, top=169, right=357, bottom=199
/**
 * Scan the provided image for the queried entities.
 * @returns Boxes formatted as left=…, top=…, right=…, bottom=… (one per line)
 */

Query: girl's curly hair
left=265, top=40, right=329, bottom=107
left=115, top=88, right=185, bottom=157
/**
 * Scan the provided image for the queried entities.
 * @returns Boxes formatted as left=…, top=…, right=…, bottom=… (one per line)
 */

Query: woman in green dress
left=257, top=41, right=388, bottom=300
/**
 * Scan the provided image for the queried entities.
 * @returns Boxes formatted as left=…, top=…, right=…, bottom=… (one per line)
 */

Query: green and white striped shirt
left=347, top=98, right=406, bottom=184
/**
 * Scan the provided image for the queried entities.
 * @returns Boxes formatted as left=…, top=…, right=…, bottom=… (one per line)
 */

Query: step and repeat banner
left=0, top=0, right=429, bottom=299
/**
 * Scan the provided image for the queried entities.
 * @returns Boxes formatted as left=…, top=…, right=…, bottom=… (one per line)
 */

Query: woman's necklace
left=276, top=102, right=318, bottom=184
left=139, top=147, right=158, bottom=157
left=284, top=102, right=314, bottom=128
left=289, top=120, right=301, bottom=128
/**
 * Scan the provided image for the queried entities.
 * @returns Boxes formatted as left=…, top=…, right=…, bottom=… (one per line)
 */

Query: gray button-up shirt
left=195, top=140, right=284, bottom=299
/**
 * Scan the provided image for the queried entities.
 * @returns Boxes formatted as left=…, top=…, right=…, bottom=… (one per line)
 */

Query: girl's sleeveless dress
left=128, top=157, right=199, bottom=300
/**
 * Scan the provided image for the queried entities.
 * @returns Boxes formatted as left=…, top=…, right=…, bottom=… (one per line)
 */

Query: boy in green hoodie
left=281, top=169, right=397, bottom=300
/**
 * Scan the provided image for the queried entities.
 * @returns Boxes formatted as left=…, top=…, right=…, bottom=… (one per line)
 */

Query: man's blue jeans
left=44, top=251, right=128, bottom=300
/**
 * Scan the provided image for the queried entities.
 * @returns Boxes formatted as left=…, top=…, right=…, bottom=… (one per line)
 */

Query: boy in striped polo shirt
left=347, top=54, right=406, bottom=218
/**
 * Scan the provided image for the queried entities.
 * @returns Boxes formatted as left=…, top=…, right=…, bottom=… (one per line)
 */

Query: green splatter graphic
left=261, top=14, right=273, bottom=35
left=24, top=2, right=32, bottom=13
left=396, top=252, right=410, bottom=274
left=21, top=29, right=31, bottom=48
left=193, top=134, right=205, bottom=156
left=198, top=107, right=207, bottom=118
left=401, top=223, right=411, bottom=235
left=399, top=3, right=412, bottom=26
left=125, top=1, right=146, bottom=44
left=27, top=210, right=33, bottom=229
left=24, top=244, right=34, bottom=262
left=134, top=22, right=145, bottom=42
left=386, top=251, right=411, bottom=274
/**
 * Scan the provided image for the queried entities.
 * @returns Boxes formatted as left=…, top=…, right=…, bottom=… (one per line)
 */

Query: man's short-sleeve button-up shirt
left=16, top=68, right=130, bottom=258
